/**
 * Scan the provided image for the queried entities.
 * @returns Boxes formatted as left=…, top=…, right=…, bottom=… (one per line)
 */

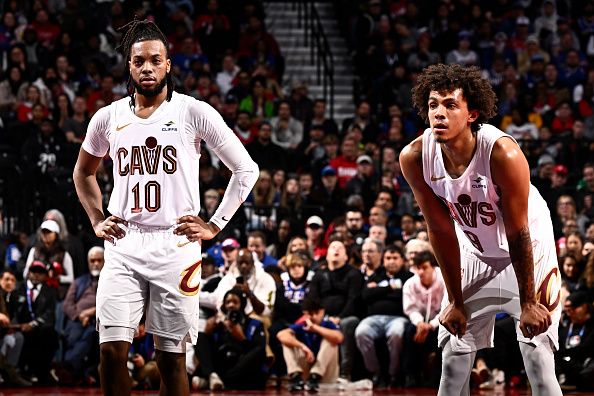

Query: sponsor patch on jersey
left=162, top=120, right=178, bottom=132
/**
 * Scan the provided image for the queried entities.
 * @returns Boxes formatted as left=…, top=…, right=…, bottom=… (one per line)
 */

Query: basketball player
left=73, top=20, right=258, bottom=396
left=399, top=64, right=562, bottom=395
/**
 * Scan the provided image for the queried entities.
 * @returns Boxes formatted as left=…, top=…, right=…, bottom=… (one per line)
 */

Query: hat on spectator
left=554, top=164, right=568, bottom=175
left=494, top=31, right=508, bottom=41
left=566, top=291, right=591, bottom=308
left=526, top=34, right=539, bottom=45
left=221, top=238, right=240, bottom=250
left=531, top=53, right=545, bottom=63
left=458, top=30, right=472, bottom=41
left=516, top=16, right=530, bottom=26
left=225, top=93, right=238, bottom=104
left=356, top=154, right=373, bottom=165
left=537, top=154, right=555, bottom=167
left=306, top=215, right=324, bottom=228
left=40, top=219, right=60, bottom=234
left=321, top=165, right=337, bottom=176
left=557, top=16, right=569, bottom=25
left=29, top=260, right=48, bottom=273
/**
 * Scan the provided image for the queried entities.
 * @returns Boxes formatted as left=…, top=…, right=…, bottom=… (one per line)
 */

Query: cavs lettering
left=440, top=193, right=497, bottom=253
left=116, top=136, right=179, bottom=214
left=117, top=136, right=178, bottom=176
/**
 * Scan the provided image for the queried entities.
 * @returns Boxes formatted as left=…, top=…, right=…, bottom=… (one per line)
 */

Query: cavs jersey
left=421, top=124, right=551, bottom=260
left=422, top=124, right=561, bottom=352
left=82, top=92, right=258, bottom=228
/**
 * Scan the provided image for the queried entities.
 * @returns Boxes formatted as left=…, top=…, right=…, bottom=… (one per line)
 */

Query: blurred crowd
left=0, top=0, right=593, bottom=392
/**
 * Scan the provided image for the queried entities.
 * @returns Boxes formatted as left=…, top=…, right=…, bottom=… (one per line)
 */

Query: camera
left=226, top=310, right=241, bottom=324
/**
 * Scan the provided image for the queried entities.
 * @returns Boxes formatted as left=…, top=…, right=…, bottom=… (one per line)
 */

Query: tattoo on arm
left=507, top=225, right=535, bottom=305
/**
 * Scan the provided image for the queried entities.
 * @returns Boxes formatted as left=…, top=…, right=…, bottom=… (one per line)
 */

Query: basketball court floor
left=0, top=388, right=591, bottom=395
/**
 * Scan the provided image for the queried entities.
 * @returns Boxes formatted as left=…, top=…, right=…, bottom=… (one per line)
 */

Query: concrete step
left=281, top=46, right=350, bottom=58
left=309, top=85, right=352, bottom=95
left=272, top=26, right=341, bottom=38
left=285, top=63, right=353, bottom=74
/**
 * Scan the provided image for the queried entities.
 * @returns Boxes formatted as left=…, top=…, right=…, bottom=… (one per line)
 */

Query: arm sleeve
left=81, top=106, right=111, bottom=158
left=187, top=100, right=259, bottom=230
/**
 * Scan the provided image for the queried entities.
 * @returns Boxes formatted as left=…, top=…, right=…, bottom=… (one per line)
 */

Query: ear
left=166, top=58, right=171, bottom=74
left=468, top=110, right=479, bottom=123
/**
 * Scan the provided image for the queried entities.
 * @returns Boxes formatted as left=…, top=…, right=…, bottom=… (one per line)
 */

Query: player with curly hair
left=400, top=64, right=562, bottom=395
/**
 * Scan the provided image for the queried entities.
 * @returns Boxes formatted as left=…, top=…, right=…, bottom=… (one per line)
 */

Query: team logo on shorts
left=179, top=261, right=201, bottom=296
left=536, top=267, right=561, bottom=312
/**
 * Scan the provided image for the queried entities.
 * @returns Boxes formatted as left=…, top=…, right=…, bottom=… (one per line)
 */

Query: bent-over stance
left=399, top=64, right=562, bottom=396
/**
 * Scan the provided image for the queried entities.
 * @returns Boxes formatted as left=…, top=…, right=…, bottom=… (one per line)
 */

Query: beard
left=132, top=74, right=168, bottom=97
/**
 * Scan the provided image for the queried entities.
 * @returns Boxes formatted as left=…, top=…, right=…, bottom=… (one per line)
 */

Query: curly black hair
left=411, top=64, right=497, bottom=133
left=117, top=18, right=174, bottom=102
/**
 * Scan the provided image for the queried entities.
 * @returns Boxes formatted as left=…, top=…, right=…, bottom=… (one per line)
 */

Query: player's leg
left=519, top=341, right=562, bottom=395
left=438, top=339, right=476, bottom=396
left=97, top=230, right=148, bottom=396
left=99, top=342, right=130, bottom=394
left=154, top=342, right=189, bottom=396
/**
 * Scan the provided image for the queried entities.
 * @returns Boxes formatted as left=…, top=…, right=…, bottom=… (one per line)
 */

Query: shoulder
left=399, top=135, right=424, bottom=167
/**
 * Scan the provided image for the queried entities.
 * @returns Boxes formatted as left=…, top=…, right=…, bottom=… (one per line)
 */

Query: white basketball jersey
left=84, top=92, right=200, bottom=227
left=421, top=124, right=552, bottom=259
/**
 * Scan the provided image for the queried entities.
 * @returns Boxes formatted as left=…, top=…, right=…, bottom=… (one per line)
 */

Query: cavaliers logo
left=536, top=267, right=561, bottom=312
left=179, top=261, right=201, bottom=296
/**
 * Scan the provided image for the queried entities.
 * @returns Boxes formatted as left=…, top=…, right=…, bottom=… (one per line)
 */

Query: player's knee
left=156, top=351, right=185, bottom=376
left=100, top=341, right=129, bottom=364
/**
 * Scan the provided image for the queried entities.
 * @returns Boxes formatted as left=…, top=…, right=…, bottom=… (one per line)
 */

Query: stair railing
left=294, top=1, right=335, bottom=120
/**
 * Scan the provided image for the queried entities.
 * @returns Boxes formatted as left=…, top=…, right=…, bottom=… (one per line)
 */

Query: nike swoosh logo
left=115, top=123, right=132, bottom=131
left=222, top=216, right=229, bottom=221
left=431, top=175, right=446, bottom=181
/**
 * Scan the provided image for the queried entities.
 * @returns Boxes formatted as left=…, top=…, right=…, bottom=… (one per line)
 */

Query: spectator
left=555, top=291, right=594, bottom=391
left=304, top=216, right=327, bottom=262
left=212, top=248, right=276, bottom=320
left=239, top=76, right=274, bottom=124
left=247, top=122, right=288, bottom=172
left=198, top=288, right=267, bottom=390
left=23, top=220, right=74, bottom=294
left=345, top=155, right=377, bottom=211
left=56, top=246, right=104, bottom=385
left=330, top=137, right=359, bottom=188
left=305, top=99, right=338, bottom=136
left=269, top=100, right=304, bottom=151
left=248, top=231, right=278, bottom=267
left=402, top=251, right=445, bottom=387
left=0, top=270, right=29, bottom=387
left=216, top=55, right=240, bottom=97
left=309, top=166, right=345, bottom=224
left=10, top=261, right=58, bottom=384
left=307, top=239, right=364, bottom=381
left=445, top=31, right=479, bottom=67
left=277, top=298, right=343, bottom=392
left=355, top=244, right=412, bottom=387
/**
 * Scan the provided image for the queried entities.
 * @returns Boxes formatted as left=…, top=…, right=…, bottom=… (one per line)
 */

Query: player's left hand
left=174, top=215, right=220, bottom=242
left=519, top=301, right=552, bottom=338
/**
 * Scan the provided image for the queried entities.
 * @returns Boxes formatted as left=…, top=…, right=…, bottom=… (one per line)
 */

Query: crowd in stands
left=0, top=0, right=593, bottom=392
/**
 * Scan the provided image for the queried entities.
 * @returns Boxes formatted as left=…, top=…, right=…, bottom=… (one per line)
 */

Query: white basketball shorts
left=97, top=223, right=202, bottom=345
left=438, top=232, right=562, bottom=354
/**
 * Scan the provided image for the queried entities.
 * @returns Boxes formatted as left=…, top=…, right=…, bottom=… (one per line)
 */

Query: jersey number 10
left=131, top=181, right=161, bottom=213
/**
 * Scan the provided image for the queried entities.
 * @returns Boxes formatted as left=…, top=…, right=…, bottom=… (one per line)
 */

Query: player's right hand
left=519, top=301, right=552, bottom=338
left=439, top=302, right=467, bottom=337
left=93, top=216, right=127, bottom=245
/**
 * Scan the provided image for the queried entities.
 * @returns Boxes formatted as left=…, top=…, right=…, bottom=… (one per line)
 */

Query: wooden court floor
left=0, top=387, right=592, bottom=395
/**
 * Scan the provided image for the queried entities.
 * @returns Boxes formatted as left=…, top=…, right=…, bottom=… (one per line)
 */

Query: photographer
left=196, top=289, right=267, bottom=390
left=555, top=291, right=594, bottom=391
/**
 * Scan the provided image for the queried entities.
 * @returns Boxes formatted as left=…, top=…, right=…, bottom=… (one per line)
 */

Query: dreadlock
left=118, top=18, right=174, bottom=104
